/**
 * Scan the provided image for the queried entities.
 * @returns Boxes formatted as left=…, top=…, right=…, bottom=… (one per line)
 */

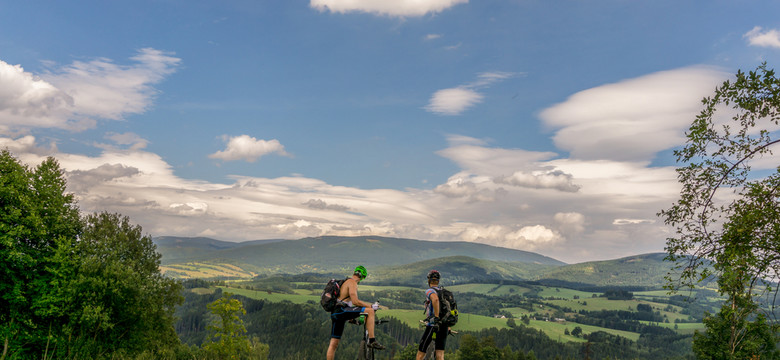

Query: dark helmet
left=427, top=270, right=441, bottom=281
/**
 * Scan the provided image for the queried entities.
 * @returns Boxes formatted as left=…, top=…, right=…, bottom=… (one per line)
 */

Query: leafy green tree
left=0, top=151, right=81, bottom=358
left=56, top=212, right=183, bottom=358
left=203, top=292, right=269, bottom=360
left=659, top=63, right=780, bottom=358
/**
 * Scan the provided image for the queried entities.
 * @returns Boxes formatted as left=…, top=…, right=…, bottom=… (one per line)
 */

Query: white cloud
left=494, top=170, right=580, bottom=192
left=425, top=72, right=516, bottom=116
left=310, top=0, right=468, bottom=17
left=0, top=135, right=57, bottom=155
left=554, top=212, right=585, bottom=235
left=209, top=135, right=291, bottom=162
left=425, top=34, right=442, bottom=41
left=744, top=26, right=780, bottom=49
left=540, top=66, right=728, bottom=162
left=425, top=87, right=483, bottom=115
left=0, top=49, right=179, bottom=132
left=505, top=225, right=563, bottom=250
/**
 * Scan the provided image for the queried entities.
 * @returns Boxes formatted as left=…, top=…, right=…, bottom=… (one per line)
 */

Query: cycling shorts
left=330, top=306, right=365, bottom=339
left=418, top=325, right=447, bottom=352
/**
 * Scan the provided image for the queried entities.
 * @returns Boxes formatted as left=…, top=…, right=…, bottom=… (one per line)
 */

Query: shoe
left=368, top=341, right=386, bottom=350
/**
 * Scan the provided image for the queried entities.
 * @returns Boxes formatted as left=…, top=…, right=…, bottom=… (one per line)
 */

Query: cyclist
left=326, top=265, right=384, bottom=360
left=416, top=270, right=447, bottom=360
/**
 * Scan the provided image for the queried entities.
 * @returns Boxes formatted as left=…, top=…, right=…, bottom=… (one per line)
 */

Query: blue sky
left=1, top=0, right=779, bottom=263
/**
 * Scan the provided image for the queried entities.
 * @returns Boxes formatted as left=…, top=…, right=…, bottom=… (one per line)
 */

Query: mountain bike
left=350, top=311, right=388, bottom=360
left=419, top=320, right=457, bottom=360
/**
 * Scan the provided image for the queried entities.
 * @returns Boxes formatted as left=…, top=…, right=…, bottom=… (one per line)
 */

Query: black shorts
left=330, top=306, right=365, bottom=339
left=418, top=325, right=447, bottom=352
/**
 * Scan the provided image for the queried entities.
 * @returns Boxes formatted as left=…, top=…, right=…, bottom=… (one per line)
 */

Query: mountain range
left=154, top=235, right=676, bottom=290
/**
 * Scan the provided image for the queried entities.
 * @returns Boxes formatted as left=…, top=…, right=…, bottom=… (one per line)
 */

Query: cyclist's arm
left=430, top=291, right=440, bottom=319
left=347, top=280, right=371, bottom=308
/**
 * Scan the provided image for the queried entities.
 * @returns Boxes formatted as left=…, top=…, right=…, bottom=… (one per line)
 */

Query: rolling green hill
left=156, top=235, right=565, bottom=279
left=370, top=255, right=555, bottom=286
left=156, top=236, right=685, bottom=290
left=532, top=253, right=680, bottom=290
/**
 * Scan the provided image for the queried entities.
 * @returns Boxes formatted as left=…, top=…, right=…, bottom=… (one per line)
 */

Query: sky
left=1, top=0, right=779, bottom=263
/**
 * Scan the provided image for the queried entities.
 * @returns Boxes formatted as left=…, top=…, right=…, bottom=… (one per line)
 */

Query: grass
left=535, top=287, right=599, bottom=300
left=219, top=286, right=319, bottom=304
left=447, top=284, right=531, bottom=296
left=528, top=319, right=641, bottom=343
left=210, top=282, right=702, bottom=341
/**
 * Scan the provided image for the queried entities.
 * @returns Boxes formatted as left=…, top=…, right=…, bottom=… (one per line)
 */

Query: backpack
left=433, top=287, right=459, bottom=327
left=321, top=278, right=348, bottom=312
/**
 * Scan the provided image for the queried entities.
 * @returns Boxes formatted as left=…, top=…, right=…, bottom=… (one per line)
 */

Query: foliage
left=693, top=304, right=778, bottom=360
left=202, top=292, right=269, bottom=360
left=0, top=151, right=80, bottom=358
left=659, top=63, right=780, bottom=357
left=0, top=150, right=183, bottom=359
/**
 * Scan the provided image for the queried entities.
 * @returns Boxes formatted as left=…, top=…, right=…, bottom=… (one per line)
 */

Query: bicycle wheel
left=358, top=340, right=367, bottom=360
left=423, top=341, right=435, bottom=360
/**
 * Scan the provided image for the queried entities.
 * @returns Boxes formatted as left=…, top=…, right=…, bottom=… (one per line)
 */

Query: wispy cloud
left=744, top=26, right=780, bottom=49
left=425, top=72, right=516, bottom=116
left=539, top=66, right=728, bottom=162
left=209, top=135, right=291, bottom=162
left=310, top=0, right=468, bottom=17
left=0, top=48, right=179, bottom=133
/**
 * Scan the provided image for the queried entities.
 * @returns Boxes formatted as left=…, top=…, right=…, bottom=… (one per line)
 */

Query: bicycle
left=350, top=311, right=389, bottom=360
left=419, top=320, right=457, bottom=360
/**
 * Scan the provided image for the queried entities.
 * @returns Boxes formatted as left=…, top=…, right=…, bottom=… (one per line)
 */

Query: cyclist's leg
left=326, top=338, right=339, bottom=360
left=364, top=307, right=375, bottom=337
left=433, top=326, right=447, bottom=360
left=416, top=326, right=435, bottom=360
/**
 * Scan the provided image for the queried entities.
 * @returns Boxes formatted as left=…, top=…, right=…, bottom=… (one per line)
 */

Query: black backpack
left=433, top=287, right=459, bottom=327
left=321, top=278, right=348, bottom=312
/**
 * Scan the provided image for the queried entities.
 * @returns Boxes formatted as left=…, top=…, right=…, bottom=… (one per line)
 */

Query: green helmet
left=354, top=265, right=367, bottom=279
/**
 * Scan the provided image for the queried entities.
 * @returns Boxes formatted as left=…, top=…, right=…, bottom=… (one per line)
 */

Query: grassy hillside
left=157, top=235, right=565, bottom=279
left=370, top=255, right=555, bottom=286
left=532, top=253, right=676, bottom=290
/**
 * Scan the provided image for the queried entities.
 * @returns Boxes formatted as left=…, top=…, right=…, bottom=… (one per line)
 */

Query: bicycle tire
left=423, top=341, right=435, bottom=360
left=357, top=340, right=366, bottom=360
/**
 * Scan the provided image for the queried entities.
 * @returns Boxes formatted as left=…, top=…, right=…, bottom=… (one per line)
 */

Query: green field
left=214, top=282, right=703, bottom=342
left=536, top=287, right=598, bottom=300
left=447, top=283, right=531, bottom=296
left=528, top=319, right=641, bottom=343
left=218, top=286, right=319, bottom=304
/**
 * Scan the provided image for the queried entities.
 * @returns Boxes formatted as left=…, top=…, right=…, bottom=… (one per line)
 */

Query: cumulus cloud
left=494, top=170, right=581, bottom=192
left=66, top=163, right=141, bottom=191
left=554, top=212, right=585, bottom=235
left=0, top=135, right=57, bottom=155
left=505, top=225, right=563, bottom=250
left=425, top=72, right=516, bottom=116
left=540, top=66, right=728, bottom=162
left=310, top=0, right=468, bottom=17
left=303, top=199, right=351, bottom=212
left=209, top=135, right=290, bottom=162
left=0, top=48, right=179, bottom=132
left=744, top=26, right=780, bottom=49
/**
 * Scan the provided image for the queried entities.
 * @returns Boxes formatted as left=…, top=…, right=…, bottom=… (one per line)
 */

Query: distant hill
left=155, top=235, right=564, bottom=278
left=153, top=236, right=284, bottom=263
left=155, top=236, right=682, bottom=290
left=370, top=255, right=555, bottom=286
left=533, top=253, right=675, bottom=290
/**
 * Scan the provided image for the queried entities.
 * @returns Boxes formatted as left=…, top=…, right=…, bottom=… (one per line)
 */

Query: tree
left=571, top=326, right=583, bottom=338
left=56, top=212, right=183, bottom=358
left=202, top=292, right=269, bottom=360
left=0, top=151, right=81, bottom=358
left=659, top=64, right=780, bottom=358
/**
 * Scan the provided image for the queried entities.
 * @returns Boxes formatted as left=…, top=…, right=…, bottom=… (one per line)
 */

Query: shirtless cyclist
left=326, top=265, right=384, bottom=359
